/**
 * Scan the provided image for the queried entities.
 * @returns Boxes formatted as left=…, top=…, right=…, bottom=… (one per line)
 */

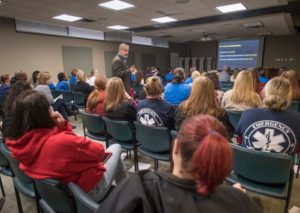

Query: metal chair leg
left=0, top=176, right=5, bottom=197
left=14, top=186, right=23, bottom=213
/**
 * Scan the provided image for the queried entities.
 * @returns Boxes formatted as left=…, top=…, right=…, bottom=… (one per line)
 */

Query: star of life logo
left=137, top=108, right=163, bottom=127
left=244, top=120, right=296, bottom=154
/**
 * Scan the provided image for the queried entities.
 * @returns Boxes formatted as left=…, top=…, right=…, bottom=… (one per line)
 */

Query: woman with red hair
left=96, top=115, right=261, bottom=213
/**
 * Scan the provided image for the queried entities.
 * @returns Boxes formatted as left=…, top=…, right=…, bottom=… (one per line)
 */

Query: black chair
left=50, top=90, right=61, bottom=99
left=102, top=117, right=138, bottom=171
left=39, top=199, right=56, bottom=213
left=227, top=111, right=242, bottom=131
left=134, top=122, right=172, bottom=170
left=226, top=144, right=294, bottom=213
left=68, top=182, right=100, bottom=213
left=34, top=178, right=75, bottom=213
left=79, top=111, right=105, bottom=141
left=0, top=140, right=13, bottom=202
left=73, top=92, right=86, bottom=109
left=287, top=101, right=300, bottom=112
left=61, top=91, right=77, bottom=120
left=0, top=142, right=40, bottom=213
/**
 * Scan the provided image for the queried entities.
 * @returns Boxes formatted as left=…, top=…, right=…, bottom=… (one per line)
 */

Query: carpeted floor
left=0, top=116, right=299, bottom=213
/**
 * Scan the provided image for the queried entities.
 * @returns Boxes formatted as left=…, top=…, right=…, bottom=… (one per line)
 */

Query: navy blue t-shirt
left=236, top=108, right=300, bottom=154
left=137, top=99, right=175, bottom=130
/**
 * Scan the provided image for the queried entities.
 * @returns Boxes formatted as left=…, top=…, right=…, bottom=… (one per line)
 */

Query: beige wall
left=0, top=18, right=170, bottom=82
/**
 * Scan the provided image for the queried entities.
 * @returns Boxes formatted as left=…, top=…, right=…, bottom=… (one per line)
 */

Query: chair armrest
left=68, top=182, right=100, bottom=211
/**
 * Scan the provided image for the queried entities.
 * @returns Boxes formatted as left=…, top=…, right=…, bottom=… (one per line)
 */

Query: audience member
left=0, top=74, right=10, bottom=95
left=230, top=69, right=240, bottom=82
left=2, top=81, right=32, bottom=138
left=137, top=76, right=175, bottom=129
left=204, top=71, right=224, bottom=103
left=185, top=67, right=197, bottom=84
left=105, top=77, right=136, bottom=122
left=132, top=71, right=144, bottom=99
left=237, top=77, right=300, bottom=154
left=189, top=70, right=201, bottom=85
left=10, top=71, right=28, bottom=86
left=30, top=70, right=40, bottom=88
left=219, top=64, right=230, bottom=82
left=88, top=69, right=98, bottom=86
left=74, top=70, right=92, bottom=101
left=222, top=70, right=262, bottom=111
left=86, top=75, right=107, bottom=116
left=281, top=69, right=300, bottom=100
left=69, top=68, right=78, bottom=90
left=36, top=71, right=73, bottom=120
left=165, top=68, right=174, bottom=83
left=175, top=76, right=233, bottom=134
left=164, top=67, right=191, bottom=105
left=56, top=72, right=70, bottom=91
left=96, top=115, right=261, bottom=213
left=5, top=90, right=126, bottom=202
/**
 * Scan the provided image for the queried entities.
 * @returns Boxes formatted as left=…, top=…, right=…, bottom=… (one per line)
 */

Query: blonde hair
left=230, top=70, right=262, bottom=107
left=105, top=77, right=126, bottom=112
left=281, top=70, right=299, bottom=100
left=263, top=76, right=292, bottom=110
left=77, top=70, right=86, bottom=82
left=38, top=71, right=51, bottom=84
left=144, top=76, right=163, bottom=97
left=87, top=76, right=107, bottom=112
left=180, top=76, right=225, bottom=117
left=191, top=71, right=201, bottom=80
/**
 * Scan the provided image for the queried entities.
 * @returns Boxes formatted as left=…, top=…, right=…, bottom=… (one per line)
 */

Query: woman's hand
left=233, top=183, right=246, bottom=193
left=49, top=108, right=66, bottom=128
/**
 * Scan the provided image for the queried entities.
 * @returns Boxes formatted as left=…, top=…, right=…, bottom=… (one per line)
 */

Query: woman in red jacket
left=5, top=90, right=126, bottom=202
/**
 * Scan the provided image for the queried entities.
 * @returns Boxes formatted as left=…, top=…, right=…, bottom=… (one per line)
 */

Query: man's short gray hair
left=119, top=43, right=129, bottom=51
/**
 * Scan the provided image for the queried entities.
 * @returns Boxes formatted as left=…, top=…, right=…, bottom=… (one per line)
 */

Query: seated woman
left=35, top=71, right=74, bottom=120
left=5, top=90, right=126, bottom=202
left=164, top=67, right=191, bottom=105
left=137, top=76, right=175, bottom=129
left=105, top=77, right=136, bottom=123
left=175, top=76, right=234, bottom=135
left=69, top=68, right=78, bottom=91
left=237, top=77, right=300, bottom=154
left=74, top=70, right=93, bottom=101
left=1, top=81, right=32, bottom=138
left=281, top=69, right=300, bottom=101
left=95, top=115, right=262, bottom=213
left=86, top=75, right=107, bottom=116
left=221, top=70, right=262, bottom=111
left=204, top=71, right=224, bottom=103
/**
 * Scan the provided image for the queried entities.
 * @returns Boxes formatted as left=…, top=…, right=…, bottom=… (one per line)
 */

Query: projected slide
left=217, top=39, right=263, bottom=70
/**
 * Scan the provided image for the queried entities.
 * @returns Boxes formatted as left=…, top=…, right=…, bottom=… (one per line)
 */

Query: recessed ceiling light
left=99, top=0, right=135, bottom=11
left=216, top=3, right=247, bottom=13
left=107, top=25, right=129, bottom=30
left=151, top=16, right=177, bottom=23
left=53, top=14, right=82, bottom=22
left=242, top=22, right=264, bottom=28
left=0, top=0, right=4, bottom=5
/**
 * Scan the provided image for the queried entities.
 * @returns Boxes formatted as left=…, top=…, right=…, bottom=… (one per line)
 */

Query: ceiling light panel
left=107, top=25, right=129, bottom=30
left=53, top=14, right=82, bottom=22
left=151, top=16, right=177, bottom=23
left=99, top=0, right=135, bottom=11
left=216, top=3, right=247, bottom=13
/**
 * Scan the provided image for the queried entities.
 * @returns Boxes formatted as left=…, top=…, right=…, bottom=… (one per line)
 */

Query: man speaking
left=112, top=43, right=136, bottom=94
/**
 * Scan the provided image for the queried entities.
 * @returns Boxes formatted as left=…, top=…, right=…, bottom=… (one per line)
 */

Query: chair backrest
left=102, top=117, right=133, bottom=141
left=227, top=111, right=242, bottom=129
left=50, top=90, right=61, bottom=99
left=287, top=101, right=300, bottom=112
left=134, top=122, right=171, bottom=153
left=231, top=144, right=293, bottom=184
left=0, top=143, right=32, bottom=185
left=68, top=182, right=99, bottom=213
left=0, top=140, right=10, bottom=167
left=73, top=92, right=85, bottom=106
left=79, top=111, right=105, bottom=134
left=34, top=179, right=75, bottom=213
left=61, top=91, right=74, bottom=103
